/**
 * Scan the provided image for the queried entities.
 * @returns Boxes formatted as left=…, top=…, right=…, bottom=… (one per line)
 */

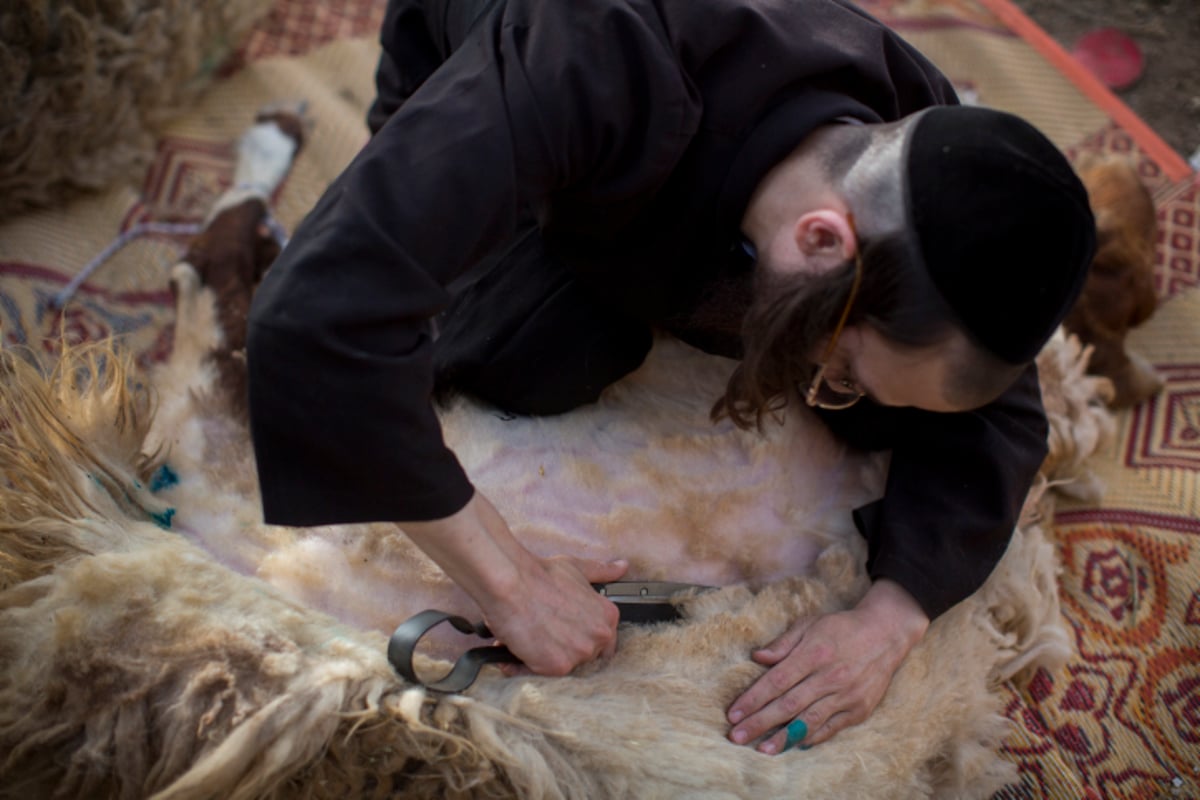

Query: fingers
left=401, top=495, right=627, bottom=679
left=600, top=627, right=620, bottom=660
left=752, top=697, right=847, bottom=755
left=498, top=662, right=533, bottom=678
left=801, top=710, right=855, bottom=748
left=727, top=659, right=825, bottom=746
left=758, top=708, right=855, bottom=755
left=731, top=665, right=871, bottom=755
left=727, top=611, right=895, bottom=754
left=728, top=629, right=826, bottom=727
left=752, top=619, right=812, bottom=666
left=558, top=557, right=627, bottom=661
left=574, top=556, right=630, bottom=585
left=495, top=556, right=624, bottom=676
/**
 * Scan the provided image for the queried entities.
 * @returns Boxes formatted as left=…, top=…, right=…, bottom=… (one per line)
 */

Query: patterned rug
left=0, top=1, right=1196, bottom=797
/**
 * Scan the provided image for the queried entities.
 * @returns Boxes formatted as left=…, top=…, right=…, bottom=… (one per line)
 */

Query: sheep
left=0, top=129, right=1114, bottom=796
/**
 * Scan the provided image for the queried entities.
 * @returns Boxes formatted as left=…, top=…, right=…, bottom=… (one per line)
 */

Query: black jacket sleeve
left=246, top=0, right=699, bottom=526
left=815, top=363, right=1049, bottom=619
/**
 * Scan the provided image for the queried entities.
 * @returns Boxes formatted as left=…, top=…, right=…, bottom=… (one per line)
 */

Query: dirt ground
left=1009, top=0, right=1200, bottom=163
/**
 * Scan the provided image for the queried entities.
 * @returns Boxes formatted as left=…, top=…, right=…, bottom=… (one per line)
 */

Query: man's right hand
left=400, top=491, right=628, bottom=676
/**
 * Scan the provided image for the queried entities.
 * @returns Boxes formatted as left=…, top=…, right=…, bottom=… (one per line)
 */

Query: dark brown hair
left=713, top=233, right=1024, bottom=428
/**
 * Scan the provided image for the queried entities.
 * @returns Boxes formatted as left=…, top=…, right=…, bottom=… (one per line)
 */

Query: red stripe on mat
left=976, top=0, right=1193, bottom=183
left=0, top=262, right=174, bottom=305
left=1054, top=508, right=1200, bottom=535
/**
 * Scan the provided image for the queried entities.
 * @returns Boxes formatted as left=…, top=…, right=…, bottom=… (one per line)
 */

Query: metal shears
left=388, top=581, right=712, bottom=693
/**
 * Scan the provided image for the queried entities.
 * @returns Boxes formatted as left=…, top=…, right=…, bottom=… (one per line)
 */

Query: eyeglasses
left=804, top=227, right=865, bottom=411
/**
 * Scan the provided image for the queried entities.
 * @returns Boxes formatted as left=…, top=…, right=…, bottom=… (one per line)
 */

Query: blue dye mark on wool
left=85, top=472, right=175, bottom=529
left=150, top=507, right=176, bottom=530
left=149, top=464, right=179, bottom=493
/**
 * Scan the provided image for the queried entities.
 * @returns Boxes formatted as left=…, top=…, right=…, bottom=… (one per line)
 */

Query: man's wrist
left=856, top=578, right=930, bottom=648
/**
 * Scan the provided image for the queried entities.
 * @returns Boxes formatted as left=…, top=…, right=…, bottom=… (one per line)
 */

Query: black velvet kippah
left=905, top=106, right=1096, bottom=364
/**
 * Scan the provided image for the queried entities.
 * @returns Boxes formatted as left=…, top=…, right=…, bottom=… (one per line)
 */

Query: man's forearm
left=399, top=491, right=528, bottom=611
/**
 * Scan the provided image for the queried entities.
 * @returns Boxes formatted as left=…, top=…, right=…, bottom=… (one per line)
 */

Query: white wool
left=398, top=687, right=429, bottom=725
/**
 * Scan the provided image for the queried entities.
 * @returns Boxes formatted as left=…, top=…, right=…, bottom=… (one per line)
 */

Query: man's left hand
left=726, top=579, right=929, bottom=754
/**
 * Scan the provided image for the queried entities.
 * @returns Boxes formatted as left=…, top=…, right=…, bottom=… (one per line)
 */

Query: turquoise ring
left=784, top=719, right=808, bottom=751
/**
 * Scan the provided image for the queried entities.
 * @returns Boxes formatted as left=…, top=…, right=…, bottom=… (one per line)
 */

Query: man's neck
left=740, top=126, right=847, bottom=258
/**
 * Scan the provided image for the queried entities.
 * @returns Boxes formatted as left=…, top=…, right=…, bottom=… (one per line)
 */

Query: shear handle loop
left=388, top=609, right=518, bottom=693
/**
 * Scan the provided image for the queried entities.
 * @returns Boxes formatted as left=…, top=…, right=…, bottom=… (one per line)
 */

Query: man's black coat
left=247, top=0, right=1050, bottom=619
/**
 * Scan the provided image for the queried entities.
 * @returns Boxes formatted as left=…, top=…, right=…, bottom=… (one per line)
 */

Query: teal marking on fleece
left=149, top=507, right=176, bottom=529
left=150, top=464, right=180, bottom=493
left=86, top=471, right=176, bottom=530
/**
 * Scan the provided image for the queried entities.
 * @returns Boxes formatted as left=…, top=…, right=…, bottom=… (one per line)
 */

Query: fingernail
left=728, top=709, right=744, bottom=724
left=759, top=741, right=778, bottom=755
left=731, top=728, right=748, bottom=744
left=783, top=719, right=808, bottom=751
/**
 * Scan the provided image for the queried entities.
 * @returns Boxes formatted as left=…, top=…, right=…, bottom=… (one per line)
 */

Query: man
left=246, top=0, right=1094, bottom=756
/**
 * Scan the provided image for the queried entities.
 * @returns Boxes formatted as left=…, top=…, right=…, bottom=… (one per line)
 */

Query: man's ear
left=791, top=210, right=857, bottom=273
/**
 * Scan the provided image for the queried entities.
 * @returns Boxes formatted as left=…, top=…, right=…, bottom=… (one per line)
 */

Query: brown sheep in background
left=1065, top=156, right=1164, bottom=408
